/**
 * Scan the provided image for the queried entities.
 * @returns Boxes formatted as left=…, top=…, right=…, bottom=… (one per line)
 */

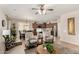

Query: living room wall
left=0, top=8, right=7, bottom=35
left=58, top=10, right=79, bottom=45
left=0, top=8, right=7, bottom=53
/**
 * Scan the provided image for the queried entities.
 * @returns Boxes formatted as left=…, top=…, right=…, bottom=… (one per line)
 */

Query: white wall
left=58, top=10, right=79, bottom=45
left=18, top=22, right=28, bottom=31
left=0, top=8, right=7, bottom=35
left=18, top=21, right=33, bottom=31
left=0, top=8, right=7, bottom=53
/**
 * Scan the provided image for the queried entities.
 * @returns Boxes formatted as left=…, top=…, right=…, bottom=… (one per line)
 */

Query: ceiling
left=0, top=4, right=79, bottom=22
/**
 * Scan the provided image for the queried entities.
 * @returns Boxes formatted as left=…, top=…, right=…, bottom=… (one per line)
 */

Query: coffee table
left=36, top=45, right=59, bottom=54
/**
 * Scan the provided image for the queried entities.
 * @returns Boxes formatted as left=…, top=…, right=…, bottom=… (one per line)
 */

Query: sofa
left=26, top=38, right=37, bottom=49
left=0, top=35, right=25, bottom=54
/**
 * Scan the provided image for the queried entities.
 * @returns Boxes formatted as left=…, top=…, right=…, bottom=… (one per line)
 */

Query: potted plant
left=43, top=43, right=55, bottom=54
left=10, top=23, right=16, bottom=41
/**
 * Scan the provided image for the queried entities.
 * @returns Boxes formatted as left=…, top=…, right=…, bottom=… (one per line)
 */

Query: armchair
left=43, top=28, right=54, bottom=43
left=27, top=38, right=37, bottom=49
left=25, top=32, right=37, bottom=49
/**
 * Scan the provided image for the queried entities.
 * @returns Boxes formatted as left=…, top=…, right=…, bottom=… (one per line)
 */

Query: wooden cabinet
left=32, top=22, right=58, bottom=37
left=32, top=22, right=46, bottom=28
left=32, top=22, right=57, bottom=28
left=33, top=29, right=37, bottom=35
left=32, top=22, right=38, bottom=28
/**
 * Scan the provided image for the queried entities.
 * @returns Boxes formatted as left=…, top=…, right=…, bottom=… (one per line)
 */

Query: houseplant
left=10, top=23, right=16, bottom=41
left=43, top=43, right=55, bottom=54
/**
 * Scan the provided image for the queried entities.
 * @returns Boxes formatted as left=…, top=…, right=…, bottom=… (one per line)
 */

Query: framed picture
left=2, top=20, right=5, bottom=27
left=68, top=17, right=75, bottom=35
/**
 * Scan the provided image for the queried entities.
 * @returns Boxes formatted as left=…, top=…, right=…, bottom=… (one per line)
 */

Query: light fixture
left=38, top=9, right=46, bottom=15
left=38, top=5, right=46, bottom=15
left=32, top=4, right=53, bottom=15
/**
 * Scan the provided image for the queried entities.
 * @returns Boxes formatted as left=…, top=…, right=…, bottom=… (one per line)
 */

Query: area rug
left=25, top=47, right=79, bottom=54
left=25, top=48, right=36, bottom=54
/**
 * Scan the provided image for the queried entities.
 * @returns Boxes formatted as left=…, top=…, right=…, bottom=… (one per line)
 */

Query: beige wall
left=58, top=10, right=79, bottom=45
left=0, top=9, right=7, bottom=35
left=18, top=21, right=33, bottom=31
left=0, top=9, right=7, bottom=53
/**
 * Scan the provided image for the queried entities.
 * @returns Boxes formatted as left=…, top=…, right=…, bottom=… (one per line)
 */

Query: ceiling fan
left=32, top=4, right=54, bottom=15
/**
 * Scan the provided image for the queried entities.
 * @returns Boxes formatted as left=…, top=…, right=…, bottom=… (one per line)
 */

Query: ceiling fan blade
left=32, top=8, right=38, bottom=10
left=38, top=4, right=45, bottom=6
left=35, top=12, right=39, bottom=15
left=47, top=9, right=54, bottom=11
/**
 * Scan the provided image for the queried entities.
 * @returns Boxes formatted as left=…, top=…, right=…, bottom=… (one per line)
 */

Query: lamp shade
left=2, top=30, right=10, bottom=35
